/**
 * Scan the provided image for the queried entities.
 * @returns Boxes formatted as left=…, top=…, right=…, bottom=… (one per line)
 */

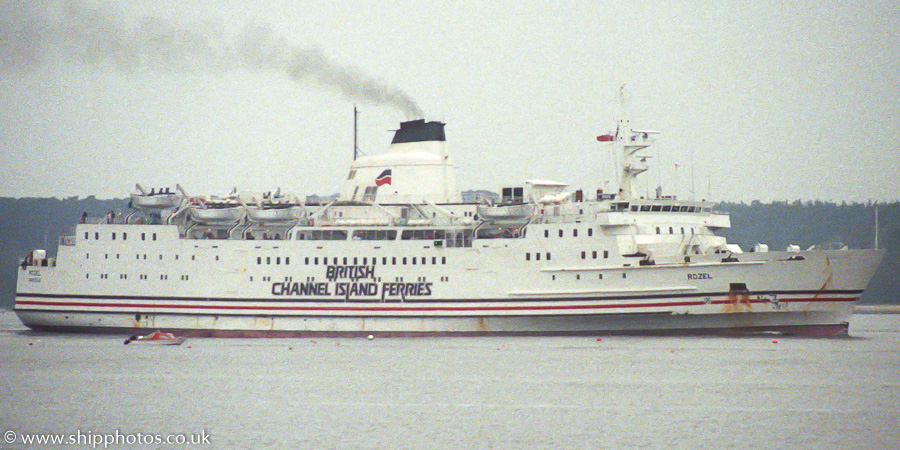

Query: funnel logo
left=375, top=169, right=392, bottom=186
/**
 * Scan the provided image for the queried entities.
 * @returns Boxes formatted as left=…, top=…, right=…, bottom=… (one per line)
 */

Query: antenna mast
left=353, top=105, right=358, bottom=161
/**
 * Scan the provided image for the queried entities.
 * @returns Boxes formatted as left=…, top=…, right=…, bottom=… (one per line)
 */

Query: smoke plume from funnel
left=0, top=1, right=423, bottom=118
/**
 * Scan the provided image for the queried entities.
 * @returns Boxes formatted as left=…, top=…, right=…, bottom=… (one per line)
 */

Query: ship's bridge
left=340, top=120, right=461, bottom=204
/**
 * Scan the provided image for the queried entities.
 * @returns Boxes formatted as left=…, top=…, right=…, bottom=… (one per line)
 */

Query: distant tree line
left=0, top=197, right=896, bottom=309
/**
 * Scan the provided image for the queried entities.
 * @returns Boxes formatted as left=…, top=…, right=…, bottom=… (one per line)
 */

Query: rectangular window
left=581, top=251, right=585, bottom=259
left=526, top=253, right=531, bottom=261
left=573, top=229, right=578, bottom=237
left=152, top=233, right=157, bottom=241
left=536, top=253, right=541, bottom=261
left=123, top=232, right=127, bottom=240
left=84, top=232, right=88, bottom=239
left=604, top=250, right=609, bottom=258
left=276, top=257, right=281, bottom=265
left=112, top=233, right=116, bottom=240
left=592, top=251, right=597, bottom=259
left=266, top=257, right=271, bottom=265
left=546, top=253, right=551, bottom=260
left=411, top=257, right=416, bottom=265
left=402, top=257, right=407, bottom=265
left=558, top=229, right=563, bottom=237
left=432, top=257, right=437, bottom=265
left=442, top=256, right=446, bottom=264
left=588, top=229, right=593, bottom=237
left=141, top=233, right=146, bottom=240
left=544, top=230, right=549, bottom=238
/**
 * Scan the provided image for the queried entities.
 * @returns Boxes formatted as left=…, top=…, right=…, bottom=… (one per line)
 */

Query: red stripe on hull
left=14, top=296, right=858, bottom=313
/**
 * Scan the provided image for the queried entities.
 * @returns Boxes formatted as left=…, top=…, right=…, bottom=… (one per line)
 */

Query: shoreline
left=854, top=305, right=900, bottom=314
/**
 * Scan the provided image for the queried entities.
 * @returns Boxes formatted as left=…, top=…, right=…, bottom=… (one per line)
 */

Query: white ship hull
left=13, top=221, right=883, bottom=337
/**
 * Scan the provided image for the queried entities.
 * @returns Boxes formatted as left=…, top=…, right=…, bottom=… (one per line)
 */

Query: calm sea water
left=1, top=310, right=898, bottom=449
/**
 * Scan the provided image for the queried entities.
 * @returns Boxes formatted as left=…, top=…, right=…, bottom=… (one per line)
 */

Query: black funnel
left=391, top=119, right=446, bottom=144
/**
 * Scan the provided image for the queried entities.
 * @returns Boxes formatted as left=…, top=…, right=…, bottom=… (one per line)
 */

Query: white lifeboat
left=131, top=185, right=183, bottom=210
left=246, top=205, right=302, bottom=223
left=188, top=200, right=244, bottom=224
left=476, top=204, right=534, bottom=221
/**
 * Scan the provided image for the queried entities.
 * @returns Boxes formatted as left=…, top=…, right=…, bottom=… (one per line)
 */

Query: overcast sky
left=1, top=0, right=898, bottom=203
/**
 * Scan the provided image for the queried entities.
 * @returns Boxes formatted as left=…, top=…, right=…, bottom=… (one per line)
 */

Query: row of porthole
left=524, top=252, right=551, bottom=261
left=256, top=255, right=449, bottom=266
left=543, top=228, right=595, bottom=238
left=655, top=226, right=697, bottom=235
left=581, top=250, right=610, bottom=259
left=83, top=231, right=158, bottom=241
left=88, top=253, right=204, bottom=261
left=86, top=273, right=184, bottom=281
left=549, top=273, right=627, bottom=280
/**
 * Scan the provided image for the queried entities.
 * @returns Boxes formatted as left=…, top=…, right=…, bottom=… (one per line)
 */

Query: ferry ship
left=14, top=118, right=885, bottom=336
